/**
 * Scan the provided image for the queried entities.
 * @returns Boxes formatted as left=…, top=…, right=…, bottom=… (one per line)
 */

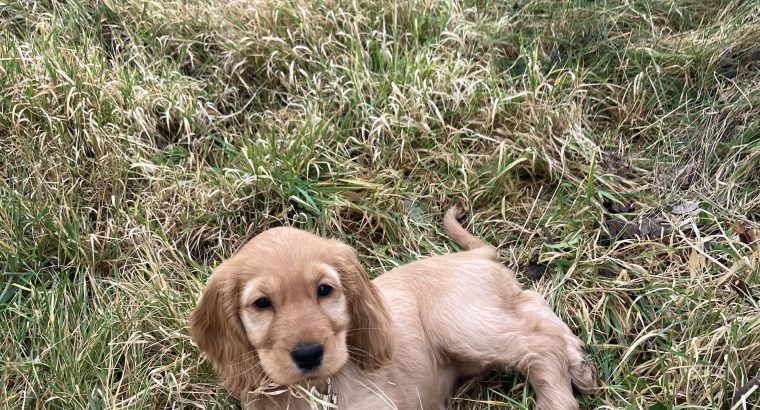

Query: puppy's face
left=238, top=259, right=350, bottom=384
left=189, top=227, right=392, bottom=391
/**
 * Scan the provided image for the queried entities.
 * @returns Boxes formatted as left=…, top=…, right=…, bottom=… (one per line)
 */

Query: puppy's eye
left=317, top=285, right=333, bottom=298
left=253, top=297, right=272, bottom=309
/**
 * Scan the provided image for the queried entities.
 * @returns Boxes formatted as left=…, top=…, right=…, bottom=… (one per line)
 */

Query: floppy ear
left=333, top=243, right=393, bottom=370
left=189, top=265, right=260, bottom=395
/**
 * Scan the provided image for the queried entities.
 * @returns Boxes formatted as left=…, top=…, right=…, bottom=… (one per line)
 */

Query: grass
left=1, top=0, right=759, bottom=408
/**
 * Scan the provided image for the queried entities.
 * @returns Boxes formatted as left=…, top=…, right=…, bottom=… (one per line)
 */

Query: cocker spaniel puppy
left=190, top=206, right=598, bottom=409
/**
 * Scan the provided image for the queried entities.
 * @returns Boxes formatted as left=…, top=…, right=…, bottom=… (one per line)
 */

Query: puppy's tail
left=443, top=205, right=497, bottom=258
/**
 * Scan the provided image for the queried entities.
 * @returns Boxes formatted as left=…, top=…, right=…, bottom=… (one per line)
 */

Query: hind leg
left=445, top=315, right=579, bottom=410
left=516, top=291, right=599, bottom=395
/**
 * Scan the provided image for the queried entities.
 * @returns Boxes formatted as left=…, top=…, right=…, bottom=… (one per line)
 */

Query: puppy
left=190, top=206, right=598, bottom=409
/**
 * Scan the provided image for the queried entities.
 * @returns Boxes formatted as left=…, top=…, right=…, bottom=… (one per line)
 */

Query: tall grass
left=1, top=0, right=758, bottom=408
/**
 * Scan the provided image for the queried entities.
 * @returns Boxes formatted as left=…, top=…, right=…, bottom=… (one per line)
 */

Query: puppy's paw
left=568, top=345, right=599, bottom=396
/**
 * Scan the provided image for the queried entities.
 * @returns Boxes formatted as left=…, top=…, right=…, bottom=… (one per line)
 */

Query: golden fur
left=190, top=206, right=598, bottom=409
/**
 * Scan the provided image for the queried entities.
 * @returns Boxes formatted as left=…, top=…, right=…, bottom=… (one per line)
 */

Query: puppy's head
left=189, top=227, right=392, bottom=392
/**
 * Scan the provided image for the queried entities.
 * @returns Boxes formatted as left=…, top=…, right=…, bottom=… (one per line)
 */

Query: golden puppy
left=190, top=206, right=598, bottom=409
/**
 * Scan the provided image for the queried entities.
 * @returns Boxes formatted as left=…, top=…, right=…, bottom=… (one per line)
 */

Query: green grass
left=1, top=0, right=759, bottom=408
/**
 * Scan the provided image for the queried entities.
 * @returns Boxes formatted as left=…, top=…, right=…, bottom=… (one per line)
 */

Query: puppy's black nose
left=290, top=343, right=324, bottom=371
